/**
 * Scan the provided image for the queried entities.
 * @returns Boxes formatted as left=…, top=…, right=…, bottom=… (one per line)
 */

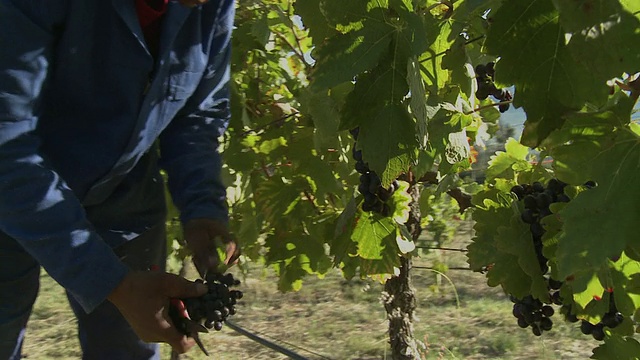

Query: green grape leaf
left=493, top=209, right=549, bottom=301
left=294, top=0, right=334, bottom=42
left=358, top=104, right=417, bottom=187
left=254, top=177, right=306, bottom=226
left=467, top=193, right=512, bottom=271
left=553, top=97, right=640, bottom=281
left=396, top=225, right=415, bottom=253
left=554, top=0, right=640, bottom=85
left=299, top=89, right=341, bottom=149
left=352, top=210, right=397, bottom=260
left=390, top=180, right=412, bottom=224
left=310, top=15, right=394, bottom=90
left=358, top=239, right=402, bottom=278
left=298, top=155, right=343, bottom=201
left=484, top=138, right=531, bottom=181
left=419, top=20, right=455, bottom=93
left=591, top=334, right=640, bottom=360
left=320, top=0, right=387, bottom=30
left=610, top=255, right=640, bottom=316
left=332, top=197, right=359, bottom=266
left=257, top=137, right=287, bottom=154
left=484, top=0, right=600, bottom=146
left=408, top=57, right=429, bottom=147
left=250, top=14, right=271, bottom=47
left=571, top=272, right=607, bottom=314
left=340, top=45, right=410, bottom=131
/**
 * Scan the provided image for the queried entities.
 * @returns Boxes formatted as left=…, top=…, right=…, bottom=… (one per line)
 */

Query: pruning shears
left=169, top=298, right=210, bottom=356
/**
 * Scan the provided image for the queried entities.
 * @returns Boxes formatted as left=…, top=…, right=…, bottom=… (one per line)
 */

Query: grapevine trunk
left=383, top=184, right=421, bottom=360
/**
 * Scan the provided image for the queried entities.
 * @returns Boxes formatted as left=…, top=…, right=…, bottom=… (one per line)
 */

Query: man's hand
left=183, top=218, right=241, bottom=277
left=107, top=271, right=208, bottom=353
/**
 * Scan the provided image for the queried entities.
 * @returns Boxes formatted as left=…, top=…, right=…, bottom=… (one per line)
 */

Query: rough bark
left=382, top=184, right=421, bottom=360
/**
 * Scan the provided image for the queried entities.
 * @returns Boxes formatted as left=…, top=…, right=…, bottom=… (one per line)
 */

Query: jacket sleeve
left=159, top=1, right=235, bottom=224
left=0, top=0, right=129, bottom=312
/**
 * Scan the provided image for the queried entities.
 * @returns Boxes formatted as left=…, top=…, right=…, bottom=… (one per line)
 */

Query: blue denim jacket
left=0, top=0, right=233, bottom=312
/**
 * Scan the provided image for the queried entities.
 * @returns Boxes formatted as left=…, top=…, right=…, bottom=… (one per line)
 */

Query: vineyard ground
left=23, top=220, right=597, bottom=360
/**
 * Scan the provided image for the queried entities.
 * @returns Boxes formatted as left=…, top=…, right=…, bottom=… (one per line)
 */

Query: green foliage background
left=166, top=1, right=640, bottom=357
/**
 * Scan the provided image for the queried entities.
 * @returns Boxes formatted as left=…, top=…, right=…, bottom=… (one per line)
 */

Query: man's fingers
left=224, top=241, right=240, bottom=265
left=163, top=326, right=196, bottom=354
left=161, top=273, right=208, bottom=298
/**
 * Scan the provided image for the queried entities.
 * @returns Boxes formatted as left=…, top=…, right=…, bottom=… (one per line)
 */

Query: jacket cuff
left=45, top=229, right=130, bottom=313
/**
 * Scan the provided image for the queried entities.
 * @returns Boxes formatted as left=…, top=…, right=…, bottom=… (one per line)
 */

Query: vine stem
left=413, top=266, right=473, bottom=271
left=236, top=112, right=299, bottom=138
left=415, top=246, right=468, bottom=252
left=463, top=99, right=513, bottom=115
left=419, top=35, right=485, bottom=64
left=399, top=171, right=474, bottom=213
left=303, top=190, right=322, bottom=215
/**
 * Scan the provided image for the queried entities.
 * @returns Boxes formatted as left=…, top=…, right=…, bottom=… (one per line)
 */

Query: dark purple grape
left=486, top=62, right=495, bottom=77
left=475, top=87, right=489, bottom=100
left=521, top=209, right=535, bottom=224
left=221, top=307, right=230, bottom=317
left=601, top=312, right=623, bottom=328
left=536, top=193, right=552, bottom=209
left=531, top=324, right=542, bottom=336
left=355, top=161, right=369, bottom=174
left=565, top=311, right=579, bottom=323
left=580, top=321, right=594, bottom=335
left=591, top=324, right=605, bottom=341
left=517, top=317, right=529, bottom=328
left=511, top=185, right=525, bottom=199
left=540, top=317, right=553, bottom=331
left=541, top=306, right=554, bottom=317
left=532, top=182, right=544, bottom=193
left=213, top=321, right=224, bottom=331
left=524, top=195, right=537, bottom=210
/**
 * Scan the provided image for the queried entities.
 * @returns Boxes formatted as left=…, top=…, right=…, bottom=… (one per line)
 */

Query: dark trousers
left=0, top=224, right=167, bottom=360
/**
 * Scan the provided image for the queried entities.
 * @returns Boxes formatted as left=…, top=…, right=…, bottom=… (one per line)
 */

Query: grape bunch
left=575, top=295, right=624, bottom=341
left=350, top=127, right=399, bottom=216
left=180, top=273, right=243, bottom=332
left=475, top=62, right=512, bottom=113
left=506, top=179, right=571, bottom=335
left=507, top=179, right=622, bottom=340
left=511, top=294, right=556, bottom=336
left=510, top=179, right=571, bottom=275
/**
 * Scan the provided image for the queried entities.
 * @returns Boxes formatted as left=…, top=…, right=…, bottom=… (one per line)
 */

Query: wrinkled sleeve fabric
left=159, top=1, right=234, bottom=224
left=0, top=0, right=129, bottom=312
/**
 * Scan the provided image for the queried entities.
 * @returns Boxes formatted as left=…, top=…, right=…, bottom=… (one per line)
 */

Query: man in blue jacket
left=0, top=0, right=239, bottom=358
